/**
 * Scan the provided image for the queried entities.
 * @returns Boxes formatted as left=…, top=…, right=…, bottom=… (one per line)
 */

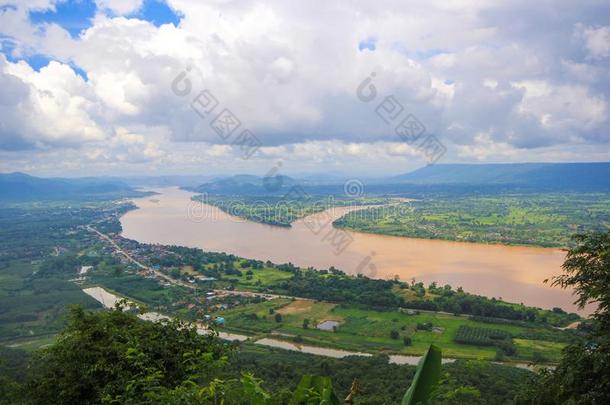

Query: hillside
left=194, top=174, right=299, bottom=194
left=392, top=162, right=610, bottom=190
left=0, top=172, right=142, bottom=201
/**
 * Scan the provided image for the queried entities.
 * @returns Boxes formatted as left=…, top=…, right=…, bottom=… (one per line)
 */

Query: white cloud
left=0, top=0, right=609, bottom=174
left=581, top=25, right=610, bottom=59
left=95, top=0, right=143, bottom=15
left=513, top=80, right=607, bottom=135
left=0, top=56, right=106, bottom=148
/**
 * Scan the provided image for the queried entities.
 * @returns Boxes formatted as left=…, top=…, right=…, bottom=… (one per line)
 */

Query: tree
left=403, top=336, right=412, bottom=346
left=517, top=232, right=610, bottom=404
left=275, top=313, right=283, bottom=323
left=551, top=232, right=610, bottom=330
left=390, top=330, right=400, bottom=340
left=25, top=305, right=230, bottom=404
left=303, top=318, right=310, bottom=329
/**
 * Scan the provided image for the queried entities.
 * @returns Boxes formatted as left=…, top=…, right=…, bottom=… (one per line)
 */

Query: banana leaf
left=401, top=344, right=442, bottom=405
left=291, top=375, right=341, bottom=405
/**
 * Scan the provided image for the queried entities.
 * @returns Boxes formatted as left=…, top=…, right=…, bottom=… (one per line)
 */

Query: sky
left=0, top=0, right=609, bottom=177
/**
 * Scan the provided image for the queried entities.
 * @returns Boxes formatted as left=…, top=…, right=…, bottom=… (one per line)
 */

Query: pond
left=316, top=320, right=340, bottom=330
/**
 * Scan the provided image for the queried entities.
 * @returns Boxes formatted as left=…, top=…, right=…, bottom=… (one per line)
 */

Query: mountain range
left=2, top=162, right=609, bottom=200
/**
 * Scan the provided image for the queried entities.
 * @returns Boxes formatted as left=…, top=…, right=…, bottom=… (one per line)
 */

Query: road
left=87, top=226, right=196, bottom=290
left=87, top=226, right=314, bottom=300
left=212, top=289, right=313, bottom=301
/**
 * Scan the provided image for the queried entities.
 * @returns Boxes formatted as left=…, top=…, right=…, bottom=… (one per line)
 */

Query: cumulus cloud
left=0, top=55, right=105, bottom=149
left=0, top=0, right=609, bottom=175
left=95, top=0, right=143, bottom=16
left=581, top=25, right=610, bottom=59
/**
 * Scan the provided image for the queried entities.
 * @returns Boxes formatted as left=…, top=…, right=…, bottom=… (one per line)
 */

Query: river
left=120, top=187, right=584, bottom=313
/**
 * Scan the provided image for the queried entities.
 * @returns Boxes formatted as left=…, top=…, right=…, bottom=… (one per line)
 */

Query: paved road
left=87, top=226, right=196, bottom=290
left=212, top=289, right=313, bottom=301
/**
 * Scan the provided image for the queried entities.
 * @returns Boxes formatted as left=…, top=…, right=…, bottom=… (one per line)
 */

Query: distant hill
left=0, top=172, right=143, bottom=201
left=392, top=162, right=610, bottom=191
left=194, top=174, right=299, bottom=195
left=109, top=175, right=215, bottom=188
left=192, top=163, right=610, bottom=196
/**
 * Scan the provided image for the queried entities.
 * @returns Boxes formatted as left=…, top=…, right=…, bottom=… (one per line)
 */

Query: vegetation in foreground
left=516, top=232, right=610, bottom=404
left=1, top=231, right=608, bottom=404
left=0, top=304, right=531, bottom=404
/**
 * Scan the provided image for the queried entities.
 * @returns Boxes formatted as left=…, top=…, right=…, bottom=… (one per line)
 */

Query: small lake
left=120, top=187, right=586, bottom=314
left=317, top=320, right=340, bottom=330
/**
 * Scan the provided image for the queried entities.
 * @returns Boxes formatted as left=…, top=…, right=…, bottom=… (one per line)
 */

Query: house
left=195, top=276, right=216, bottom=282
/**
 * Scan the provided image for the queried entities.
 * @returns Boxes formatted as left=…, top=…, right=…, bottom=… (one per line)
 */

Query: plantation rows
left=454, top=325, right=512, bottom=346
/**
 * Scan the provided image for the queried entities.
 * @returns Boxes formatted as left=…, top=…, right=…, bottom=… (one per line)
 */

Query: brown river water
left=120, top=187, right=587, bottom=314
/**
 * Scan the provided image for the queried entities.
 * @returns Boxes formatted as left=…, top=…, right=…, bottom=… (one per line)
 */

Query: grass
left=513, top=339, right=565, bottom=362
left=2, top=335, right=57, bottom=352
left=224, top=266, right=294, bottom=291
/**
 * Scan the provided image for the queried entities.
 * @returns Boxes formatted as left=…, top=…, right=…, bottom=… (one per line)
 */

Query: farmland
left=335, top=193, right=610, bottom=247
left=214, top=297, right=573, bottom=363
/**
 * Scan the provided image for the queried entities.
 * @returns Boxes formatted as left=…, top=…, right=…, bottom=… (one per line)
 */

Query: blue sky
left=0, top=0, right=609, bottom=176
left=20, top=0, right=180, bottom=69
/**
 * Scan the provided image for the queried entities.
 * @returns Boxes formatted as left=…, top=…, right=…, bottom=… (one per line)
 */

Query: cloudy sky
left=0, top=0, right=609, bottom=177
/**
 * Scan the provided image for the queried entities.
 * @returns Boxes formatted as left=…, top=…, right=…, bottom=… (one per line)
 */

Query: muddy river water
left=120, top=187, right=585, bottom=313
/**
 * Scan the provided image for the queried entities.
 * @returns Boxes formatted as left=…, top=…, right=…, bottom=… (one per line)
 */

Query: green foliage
left=24, top=306, right=230, bottom=404
left=518, top=232, right=610, bottom=404
left=273, top=270, right=404, bottom=309
left=454, top=326, right=515, bottom=356
left=145, top=372, right=273, bottom=405
left=552, top=231, right=610, bottom=329
left=0, top=346, right=28, bottom=404
left=225, top=346, right=416, bottom=404
left=402, top=344, right=442, bottom=405
left=454, top=325, right=512, bottom=345
left=403, top=284, right=580, bottom=326
left=291, top=375, right=340, bottom=404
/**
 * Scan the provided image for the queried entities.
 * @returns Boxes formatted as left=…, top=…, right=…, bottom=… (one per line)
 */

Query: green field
left=335, top=193, right=610, bottom=247
left=224, top=265, right=294, bottom=291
